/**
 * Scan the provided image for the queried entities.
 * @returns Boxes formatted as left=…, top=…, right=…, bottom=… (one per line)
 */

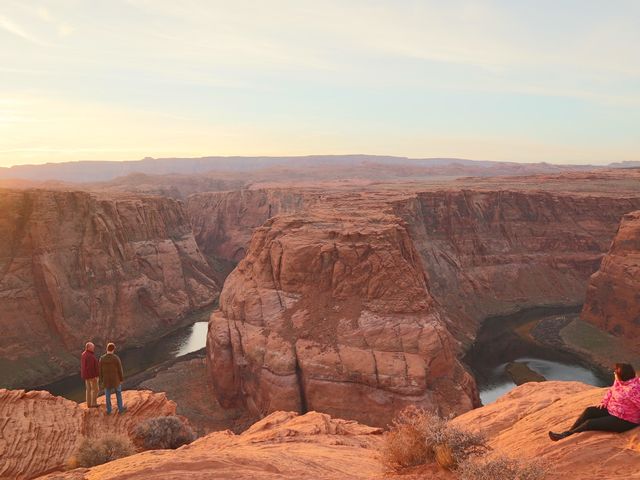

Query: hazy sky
left=1, top=0, right=639, bottom=167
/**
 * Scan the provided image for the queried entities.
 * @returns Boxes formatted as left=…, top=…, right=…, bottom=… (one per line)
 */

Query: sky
left=0, top=0, right=639, bottom=167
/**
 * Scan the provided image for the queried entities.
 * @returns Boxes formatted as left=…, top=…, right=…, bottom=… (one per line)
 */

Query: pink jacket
left=601, top=377, right=640, bottom=424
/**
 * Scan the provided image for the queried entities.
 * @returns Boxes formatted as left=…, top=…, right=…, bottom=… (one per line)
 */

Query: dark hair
left=615, top=363, right=635, bottom=382
left=107, top=342, right=116, bottom=352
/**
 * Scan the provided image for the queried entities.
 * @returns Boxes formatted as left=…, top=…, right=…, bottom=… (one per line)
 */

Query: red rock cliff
left=0, top=189, right=219, bottom=388
left=394, top=190, right=640, bottom=334
left=207, top=193, right=478, bottom=427
left=582, top=210, right=640, bottom=343
left=187, top=188, right=316, bottom=267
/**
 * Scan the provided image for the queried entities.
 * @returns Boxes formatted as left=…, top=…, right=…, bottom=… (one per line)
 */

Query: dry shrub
left=429, top=423, right=488, bottom=470
left=132, top=415, right=195, bottom=450
left=74, top=434, right=134, bottom=467
left=458, top=455, right=547, bottom=480
left=381, top=406, right=435, bottom=470
left=381, top=406, right=488, bottom=472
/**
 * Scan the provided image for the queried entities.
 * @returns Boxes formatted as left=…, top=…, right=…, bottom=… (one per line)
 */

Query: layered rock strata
left=394, top=190, right=640, bottom=333
left=207, top=193, right=479, bottom=427
left=0, top=389, right=176, bottom=480
left=0, top=189, right=219, bottom=388
left=187, top=189, right=316, bottom=266
left=582, top=210, right=640, bottom=343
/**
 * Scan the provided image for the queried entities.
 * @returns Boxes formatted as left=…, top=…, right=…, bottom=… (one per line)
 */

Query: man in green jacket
left=99, top=342, right=127, bottom=415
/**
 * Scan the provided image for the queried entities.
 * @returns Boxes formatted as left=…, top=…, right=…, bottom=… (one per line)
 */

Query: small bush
left=458, top=455, right=547, bottom=480
left=74, top=434, right=134, bottom=467
left=428, top=423, right=488, bottom=470
left=381, top=406, right=488, bottom=472
left=381, top=406, right=435, bottom=470
left=132, top=415, right=195, bottom=450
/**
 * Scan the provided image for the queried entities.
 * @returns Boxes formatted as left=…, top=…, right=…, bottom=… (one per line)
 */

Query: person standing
left=80, top=342, right=99, bottom=408
left=99, top=342, right=127, bottom=415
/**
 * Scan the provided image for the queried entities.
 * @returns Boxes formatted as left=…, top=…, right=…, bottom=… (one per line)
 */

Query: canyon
left=0, top=189, right=219, bottom=388
left=2, top=166, right=640, bottom=478
left=205, top=185, right=640, bottom=425
left=207, top=191, right=479, bottom=427
left=395, top=190, right=640, bottom=332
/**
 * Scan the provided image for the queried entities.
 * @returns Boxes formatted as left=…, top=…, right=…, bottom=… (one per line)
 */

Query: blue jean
left=104, top=385, right=124, bottom=414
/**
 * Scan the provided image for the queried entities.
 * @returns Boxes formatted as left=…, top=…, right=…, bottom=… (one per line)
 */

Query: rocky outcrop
left=207, top=193, right=478, bottom=428
left=451, top=381, right=640, bottom=480
left=0, top=189, right=219, bottom=388
left=0, top=389, right=176, bottom=480
left=187, top=189, right=316, bottom=267
left=40, top=382, right=640, bottom=480
left=582, top=211, right=640, bottom=342
left=394, top=190, right=640, bottom=334
left=39, top=410, right=388, bottom=480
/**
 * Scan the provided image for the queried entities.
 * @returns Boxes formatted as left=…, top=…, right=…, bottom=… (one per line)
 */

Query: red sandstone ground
left=28, top=382, right=640, bottom=480
left=0, top=389, right=177, bottom=480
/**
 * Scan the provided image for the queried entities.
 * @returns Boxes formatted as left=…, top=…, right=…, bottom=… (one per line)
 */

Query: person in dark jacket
left=99, top=342, right=127, bottom=415
left=80, top=342, right=99, bottom=408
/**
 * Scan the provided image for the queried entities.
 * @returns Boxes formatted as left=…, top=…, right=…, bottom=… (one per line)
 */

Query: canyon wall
left=0, top=189, right=219, bottom=388
left=187, top=189, right=317, bottom=276
left=582, top=210, right=640, bottom=343
left=207, top=193, right=478, bottom=428
left=394, top=190, right=640, bottom=335
left=206, top=188, right=640, bottom=426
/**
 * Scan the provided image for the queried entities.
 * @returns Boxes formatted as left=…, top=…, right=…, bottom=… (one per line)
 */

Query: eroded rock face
left=0, top=389, right=176, bottom=480
left=582, top=211, right=640, bottom=342
left=394, top=191, right=640, bottom=333
left=207, top=194, right=479, bottom=427
left=0, top=189, right=219, bottom=388
left=187, top=189, right=316, bottom=266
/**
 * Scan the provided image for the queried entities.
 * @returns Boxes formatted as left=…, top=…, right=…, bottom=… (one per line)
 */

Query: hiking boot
left=548, top=431, right=570, bottom=441
left=118, top=407, right=127, bottom=415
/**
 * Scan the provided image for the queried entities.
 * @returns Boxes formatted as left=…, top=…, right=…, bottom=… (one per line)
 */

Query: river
left=464, top=306, right=610, bottom=405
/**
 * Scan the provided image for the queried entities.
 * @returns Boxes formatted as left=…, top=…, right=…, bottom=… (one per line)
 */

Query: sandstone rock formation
left=451, top=381, right=640, bottom=480
left=582, top=210, right=640, bottom=343
left=395, top=190, right=640, bottom=332
left=0, top=189, right=219, bottom=388
left=0, top=389, right=176, bottom=480
left=205, top=188, right=640, bottom=426
left=187, top=189, right=316, bottom=267
left=40, top=410, right=388, bottom=480
left=207, top=192, right=479, bottom=428
left=39, top=382, right=640, bottom=480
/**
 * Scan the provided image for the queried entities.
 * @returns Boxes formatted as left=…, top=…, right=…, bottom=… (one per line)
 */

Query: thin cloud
left=0, top=14, right=48, bottom=46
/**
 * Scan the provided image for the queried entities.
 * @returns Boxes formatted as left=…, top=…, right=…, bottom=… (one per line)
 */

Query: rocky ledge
left=32, top=382, right=640, bottom=480
left=0, top=389, right=177, bottom=480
